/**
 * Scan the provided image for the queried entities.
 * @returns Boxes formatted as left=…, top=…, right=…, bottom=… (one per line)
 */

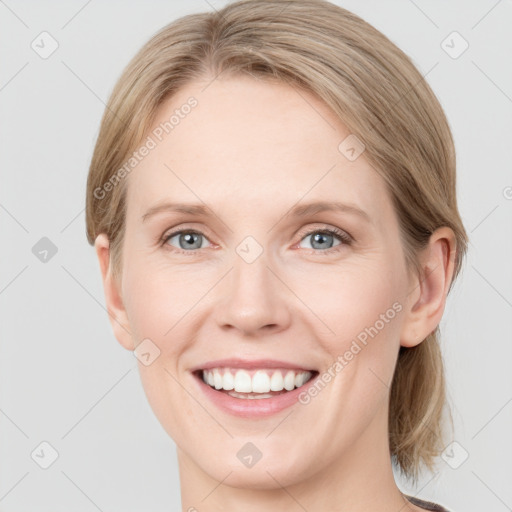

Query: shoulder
left=403, top=494, right=454, bottom=512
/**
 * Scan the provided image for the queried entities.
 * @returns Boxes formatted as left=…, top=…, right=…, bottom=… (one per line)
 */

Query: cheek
left=291, top=255, right=405, bottom=350
left=120, top=256, right=207, bottom=440
left=121, top=254, right=212, bottom=344
left=289, top=254, right=406, bottom=421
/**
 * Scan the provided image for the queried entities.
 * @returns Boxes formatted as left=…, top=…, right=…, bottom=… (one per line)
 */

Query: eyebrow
left=141, top=200, right=371, bottom=223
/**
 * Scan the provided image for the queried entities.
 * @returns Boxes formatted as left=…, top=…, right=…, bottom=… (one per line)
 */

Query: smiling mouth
left=193, top=367, right=319, bottom=399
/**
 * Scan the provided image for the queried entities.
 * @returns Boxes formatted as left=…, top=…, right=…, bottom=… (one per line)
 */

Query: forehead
left=125, top=76, right=392, bottom=223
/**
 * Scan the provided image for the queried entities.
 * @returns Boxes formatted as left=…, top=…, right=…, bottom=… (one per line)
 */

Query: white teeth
left=252, top=370, right=271, bottom=393
left=201, top=368, right=313, bottom=394
left=234, top=370, right=252, bottom=392
left=223, top=370, right=235, bottom=390
left=270, top=371, right=284, bottom=391
left=214, top=370, right=223, bottom=390
left=284, top=371, right=296, bottom=391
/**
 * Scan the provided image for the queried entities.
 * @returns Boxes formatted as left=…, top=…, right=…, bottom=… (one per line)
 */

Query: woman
left=86, top=1, right=467, bottom=510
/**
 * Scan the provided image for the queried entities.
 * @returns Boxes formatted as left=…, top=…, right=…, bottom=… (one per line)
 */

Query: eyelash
left=160, top=225, right=353, bottom=255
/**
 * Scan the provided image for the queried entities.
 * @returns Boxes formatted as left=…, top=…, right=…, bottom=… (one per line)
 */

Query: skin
left=95, top=75, right=456, bottom=512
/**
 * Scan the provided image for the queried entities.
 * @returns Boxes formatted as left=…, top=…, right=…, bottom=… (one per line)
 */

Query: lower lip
left=192, top=371, right=319, bottom=418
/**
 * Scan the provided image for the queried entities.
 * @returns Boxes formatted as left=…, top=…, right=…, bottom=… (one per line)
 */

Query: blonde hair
left=86, top=0, right=468, bottom=481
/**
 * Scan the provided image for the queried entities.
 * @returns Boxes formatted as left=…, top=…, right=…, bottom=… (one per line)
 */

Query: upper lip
left=190, top=358, right=317, bottom=373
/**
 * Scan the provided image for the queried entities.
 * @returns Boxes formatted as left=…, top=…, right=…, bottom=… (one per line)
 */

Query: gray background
left=1, top=0, right=511, bottom=510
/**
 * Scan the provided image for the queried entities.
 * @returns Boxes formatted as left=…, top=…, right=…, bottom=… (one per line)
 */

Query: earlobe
left=94, top=234, right=133, bottom=351
left=400, top=227, right=457, bottom=348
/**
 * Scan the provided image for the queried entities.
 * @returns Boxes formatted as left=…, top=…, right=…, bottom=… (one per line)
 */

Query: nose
left=215, top=249, right=292, bottom=337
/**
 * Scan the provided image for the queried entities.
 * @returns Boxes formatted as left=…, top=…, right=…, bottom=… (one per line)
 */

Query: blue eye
left=296, top=227, right=352, bottom=254
left=161, top=226, right=352, bottom=254
left=164, top=230, right=209, bottom=251
left=299, top=229, right=344, bottom=251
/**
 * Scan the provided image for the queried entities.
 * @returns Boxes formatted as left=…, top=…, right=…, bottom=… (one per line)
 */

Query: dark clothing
left=405, top=494, right=453, bottom=511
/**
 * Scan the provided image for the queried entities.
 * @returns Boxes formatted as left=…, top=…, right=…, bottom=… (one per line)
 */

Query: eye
left=296, top=226, right=352, bottom=253
left=163, top=230, right=210, bottom=251
left=161, top=225, right=352, bottom=254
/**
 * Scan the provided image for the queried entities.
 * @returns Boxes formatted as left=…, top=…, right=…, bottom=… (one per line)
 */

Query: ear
left=400, top=227, right=457, bottom=348
left=94, top=233, right=133, bottom=351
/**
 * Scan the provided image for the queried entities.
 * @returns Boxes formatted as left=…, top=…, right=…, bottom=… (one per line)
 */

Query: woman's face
left=109, top=75, right=416, bottom=488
